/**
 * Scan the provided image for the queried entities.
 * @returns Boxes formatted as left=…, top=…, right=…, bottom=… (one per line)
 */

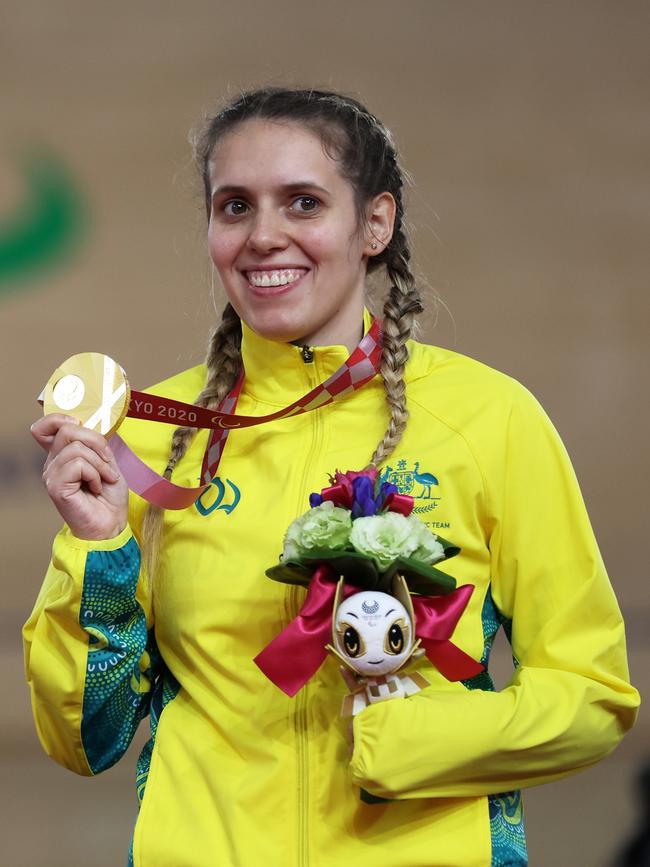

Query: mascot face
left=333, top=590, right=415, bottom=677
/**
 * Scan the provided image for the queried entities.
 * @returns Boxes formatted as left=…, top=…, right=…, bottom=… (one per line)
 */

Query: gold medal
left=38, top=320, right=382, bottom=509
left=43, top=352, right=130, bottom=437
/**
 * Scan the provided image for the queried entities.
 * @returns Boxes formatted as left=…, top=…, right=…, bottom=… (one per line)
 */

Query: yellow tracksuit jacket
left=23, top=314, right=639, bottom=866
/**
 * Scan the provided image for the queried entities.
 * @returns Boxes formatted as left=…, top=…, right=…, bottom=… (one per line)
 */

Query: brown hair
left=142, top=87, right=423, bottom=578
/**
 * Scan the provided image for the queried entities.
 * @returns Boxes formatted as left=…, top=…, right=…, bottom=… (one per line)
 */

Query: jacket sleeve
left=23, top=524, right=155, bottom=776
left=350, top=386, right=640, bottom=799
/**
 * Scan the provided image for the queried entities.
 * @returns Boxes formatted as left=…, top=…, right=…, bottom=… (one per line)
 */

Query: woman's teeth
left=247, top=269, right=304, bottom=287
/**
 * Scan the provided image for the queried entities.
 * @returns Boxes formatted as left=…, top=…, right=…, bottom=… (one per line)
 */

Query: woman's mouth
left=244, top=268, right=308, bottom=295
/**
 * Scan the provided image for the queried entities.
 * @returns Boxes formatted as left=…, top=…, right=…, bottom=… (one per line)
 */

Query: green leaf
left=266, top=545, right=460, bottom=596
left=383, top=557, right=457, bottom=595
left=265, top=562, right=313, bottom=588
left=300, top=550, right=381, bottom=588
left=435, top=535, right=461, bottom=560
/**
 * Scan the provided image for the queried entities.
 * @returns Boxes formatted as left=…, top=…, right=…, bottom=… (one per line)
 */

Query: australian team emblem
left=379, top=459, right=440, bottom=514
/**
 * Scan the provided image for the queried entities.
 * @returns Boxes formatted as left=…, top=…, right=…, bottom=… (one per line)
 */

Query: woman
left=25, top=88, right=639, bottom=867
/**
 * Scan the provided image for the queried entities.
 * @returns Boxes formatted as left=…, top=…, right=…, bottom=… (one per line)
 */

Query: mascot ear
left=391, top=573, right=415, bottom=625
left=331, top=577, right=346, bottom=645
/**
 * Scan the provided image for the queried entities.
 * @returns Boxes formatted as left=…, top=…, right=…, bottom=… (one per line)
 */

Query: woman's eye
left=223, top=200, right=248, bottom=217
left=385, top=622, right=405, bottom=655
left=291, top=196, right=319, bottom=213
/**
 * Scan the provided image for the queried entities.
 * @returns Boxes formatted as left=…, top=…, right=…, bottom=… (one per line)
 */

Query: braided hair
left=142, top=88, right=423, bottom=578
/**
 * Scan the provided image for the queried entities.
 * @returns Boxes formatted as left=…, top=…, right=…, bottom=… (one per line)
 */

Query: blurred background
left=1, top=1, right=648, bottom=864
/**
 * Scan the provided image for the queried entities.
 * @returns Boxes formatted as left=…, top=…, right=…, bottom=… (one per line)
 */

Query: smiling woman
left=206, top=119, right=394, bottom=350
left=24, top=88, right=639, bottom=867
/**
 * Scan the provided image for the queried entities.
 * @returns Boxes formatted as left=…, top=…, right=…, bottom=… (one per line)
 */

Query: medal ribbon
left=110, top=319, right=382, bottom=509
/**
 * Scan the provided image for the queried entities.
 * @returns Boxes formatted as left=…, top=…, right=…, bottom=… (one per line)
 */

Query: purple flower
left=351, top=476, right=377, bottom=518
left=377, top=482, right=398, bottom=511
left=309, top=492, right=323, bottom=508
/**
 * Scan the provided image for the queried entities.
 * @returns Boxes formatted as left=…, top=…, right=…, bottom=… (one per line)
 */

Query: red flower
left=330, top=467, right=379, bottom=492
left=316, top=469, right=379, bottom=511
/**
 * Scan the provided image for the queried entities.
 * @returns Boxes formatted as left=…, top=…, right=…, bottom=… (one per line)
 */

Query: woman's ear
left=364, top=192, right=397, bottom=257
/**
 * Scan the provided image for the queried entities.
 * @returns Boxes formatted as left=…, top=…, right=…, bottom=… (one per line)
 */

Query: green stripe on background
left=0, top=150, right=88, bottom=294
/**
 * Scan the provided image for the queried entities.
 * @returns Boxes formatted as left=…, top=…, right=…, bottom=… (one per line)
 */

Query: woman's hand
left=31, top=414, right=129, bottom=541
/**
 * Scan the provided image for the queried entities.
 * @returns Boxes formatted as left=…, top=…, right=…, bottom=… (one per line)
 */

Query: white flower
left=281, top=538, right=301, bottom=562
left=408, top=517, right=445, bottom=565
left=349, top=512, right=418, bottom=569
left=281, top=501, right=352, bottom=561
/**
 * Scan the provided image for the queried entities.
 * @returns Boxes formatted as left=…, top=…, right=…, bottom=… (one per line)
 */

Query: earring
left=370, top=242, right=378, bottom=250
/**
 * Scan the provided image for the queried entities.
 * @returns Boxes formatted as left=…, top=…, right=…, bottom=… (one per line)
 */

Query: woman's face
left=207, top=120, right=373, bottom=350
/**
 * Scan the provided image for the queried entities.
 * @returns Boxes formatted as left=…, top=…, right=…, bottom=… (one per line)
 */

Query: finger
left=102, top=444, right=122, bottom=478
left=76, top=459, right=104, bottom=497
left=48, top=422, right=113, bottom=464
left=47, top=456, right=104, bottom=499
left=46, top=440, right=121, bottom=483
left=30, top=414, right=81, bottom=451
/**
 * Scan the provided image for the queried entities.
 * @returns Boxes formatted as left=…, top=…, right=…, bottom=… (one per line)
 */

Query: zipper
left=295, top=681, right=309, bottom=867
left=289, top=345, right=323, bottom=867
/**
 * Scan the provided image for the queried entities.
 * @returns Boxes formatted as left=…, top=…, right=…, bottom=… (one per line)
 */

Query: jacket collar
left=240, top=309, right=374, bottom=407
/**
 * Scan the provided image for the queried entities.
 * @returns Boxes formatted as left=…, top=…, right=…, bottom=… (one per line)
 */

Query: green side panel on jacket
left=463, top=587, right=528, bottom=867
left=80, top=538, right=152, bottom=774
left=135, top=660, right=181, bottom=805
left=128, top=658, right=180, bottom=866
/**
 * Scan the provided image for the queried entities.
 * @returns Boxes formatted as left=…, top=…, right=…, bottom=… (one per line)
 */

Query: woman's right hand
left=31, top=414, right=129, bottom=541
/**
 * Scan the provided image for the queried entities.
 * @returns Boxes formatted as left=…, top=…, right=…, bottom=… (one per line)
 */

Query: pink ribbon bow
left=254, top=566, right=349, bottom=697
left=412, top=586, right=484, bottom=681
left=254, top=567, right=483, bottom=696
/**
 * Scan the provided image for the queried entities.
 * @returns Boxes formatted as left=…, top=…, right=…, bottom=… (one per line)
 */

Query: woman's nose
left=246, top=208, right=289, bottom=254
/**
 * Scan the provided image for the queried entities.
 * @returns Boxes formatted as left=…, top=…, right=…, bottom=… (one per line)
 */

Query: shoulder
left=404, top=341, right=575, bottom=516
left=404, top=339, right=564, bottom=484
left=405, top=339, right=544, bottom=425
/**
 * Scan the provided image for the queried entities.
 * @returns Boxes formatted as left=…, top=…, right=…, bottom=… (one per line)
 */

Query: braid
left=141, top=303, right=242, bottom=583
left=367, top=139, right=423, bottom=466
left=370, top=226, right=423, bottom=467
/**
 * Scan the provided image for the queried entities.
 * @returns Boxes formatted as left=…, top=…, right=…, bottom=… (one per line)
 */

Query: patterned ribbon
left=254, top=566, right=483, bottom=697
left=110, top=319, right=382, bottom=509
